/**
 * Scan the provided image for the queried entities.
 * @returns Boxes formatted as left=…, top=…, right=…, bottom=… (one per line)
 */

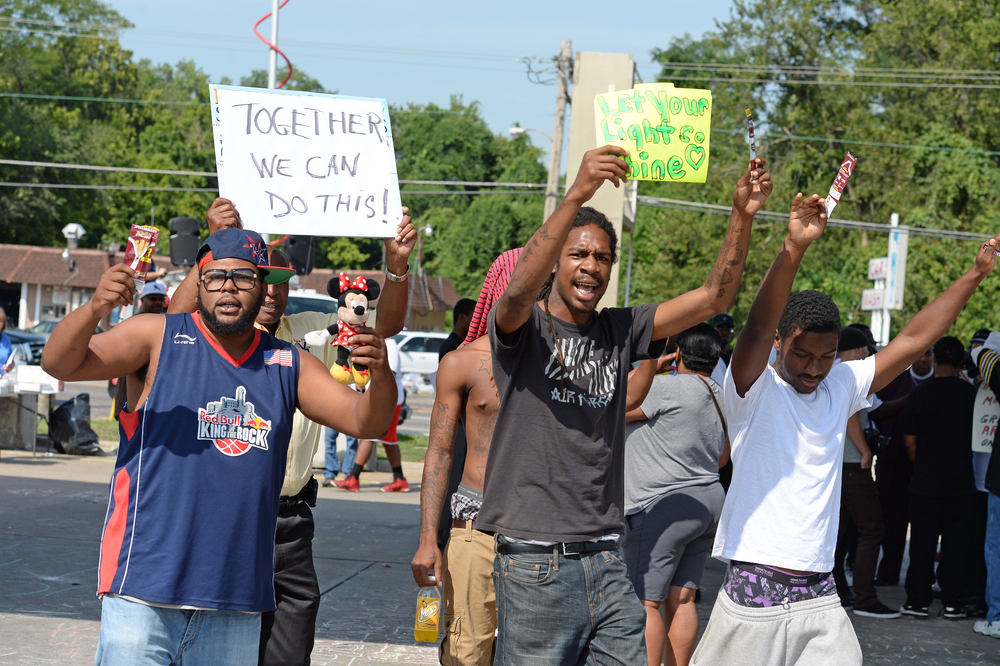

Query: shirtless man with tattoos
left=411, top=248, right=520, bottom=666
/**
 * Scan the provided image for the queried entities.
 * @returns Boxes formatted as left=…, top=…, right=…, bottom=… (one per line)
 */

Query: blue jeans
left=95, top=594, right=260, bottom=665
left=323, top=428, right=358, bottom=479
left=493, top=536, right=646, bottom=666
left=988, top=492, right=1000, bottom=622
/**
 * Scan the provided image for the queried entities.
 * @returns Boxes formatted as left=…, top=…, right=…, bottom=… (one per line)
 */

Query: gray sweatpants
left=691, top=590, right=862, bottom=666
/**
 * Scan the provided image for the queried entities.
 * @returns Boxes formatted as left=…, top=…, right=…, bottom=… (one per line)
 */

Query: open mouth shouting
left=572, top=278, right=602, bottom=302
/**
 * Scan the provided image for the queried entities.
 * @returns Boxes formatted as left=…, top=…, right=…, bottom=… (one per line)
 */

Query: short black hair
left=677, top=323, right=722, bottom=374
left=777, top=290, right=841, bottom=340
left=537, top=207, right=619, bottom=301
left=574, top=207, right=619, bottom=264
left=453, top=298, right=476, bottom=318
left=933, top=336, right=965, bottom=367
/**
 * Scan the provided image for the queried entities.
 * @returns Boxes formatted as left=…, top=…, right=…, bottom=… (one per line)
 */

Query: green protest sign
left=594, top=82, right=713, bottom=183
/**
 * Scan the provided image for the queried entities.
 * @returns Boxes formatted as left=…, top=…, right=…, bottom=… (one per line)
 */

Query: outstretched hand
left=384, top=206, right=417, bottom=264
left=732, top=157, right=773, bottom=218
left=787, top=193, right=828, bottom=249
left=565, top=145, right=629, bottom=205
left=973, top=233, right=1000, bottom=277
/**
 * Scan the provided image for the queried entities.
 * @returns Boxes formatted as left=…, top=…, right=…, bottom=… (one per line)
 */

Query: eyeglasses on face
left=200, top=268, right=259, bottom=291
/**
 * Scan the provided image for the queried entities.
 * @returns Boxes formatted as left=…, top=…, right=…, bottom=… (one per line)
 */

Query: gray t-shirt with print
left=625, top=373, right=727, bottom=514
left=479, top=302, right=663, bottom=542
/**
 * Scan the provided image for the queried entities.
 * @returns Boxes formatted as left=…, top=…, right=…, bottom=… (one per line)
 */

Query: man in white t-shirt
left=691, top=192, right=1000, bottom=666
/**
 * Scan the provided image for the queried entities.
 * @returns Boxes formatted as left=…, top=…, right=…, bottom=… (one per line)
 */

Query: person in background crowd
left=623, top=324, right=730, bottom=666
left=167, top=197, right=415, bottom=666
left=0, top=307, right=14, bottom=377
left=871, top=347, right=934, bottom=586
left=438, top=298, right=476, bottom=360
left=899, top=336, right=978, bottom=618
left=138, top=282, right=168, bottom=314
left=966, top=329, right=995, bottom=620
left=973, top=332, right=1000, bottom=638
left=337, top=336, right=409, bottom=493
left=322, top=427, right=359, bottom=486
left=711, top=312, right=735, bottom=366
left=833, top=327, right=903, bottom=618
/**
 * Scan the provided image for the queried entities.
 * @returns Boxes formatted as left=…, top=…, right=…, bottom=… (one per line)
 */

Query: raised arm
left=295, top=326, right=397, bottom=439
left=168, top=197, right=242, bottom=315
left=625, top=351, right=677, bottom=413
left=42, top=264, right=162, bottom=381
left=729, top=193, right=828, bottom=397
left=411, top=354, right=464, bottom=587
left=870, top=234, right=1000, bottom=394
left=374, top=207, right=416, bottom=339
left=651, top=158, right=773, bottom=340
left=494, top=145, right=629, bottom=337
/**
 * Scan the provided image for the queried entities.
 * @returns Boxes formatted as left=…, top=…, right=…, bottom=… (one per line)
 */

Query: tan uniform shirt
left=261, top=311, right=339, bottom=497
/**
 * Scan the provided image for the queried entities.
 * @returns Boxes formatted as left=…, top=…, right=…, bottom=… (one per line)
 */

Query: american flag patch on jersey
left=264, top=349, right=293, bottom=366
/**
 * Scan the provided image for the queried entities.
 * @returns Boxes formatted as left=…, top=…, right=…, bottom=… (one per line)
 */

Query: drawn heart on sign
left=685, top=145, right=706, bottom=170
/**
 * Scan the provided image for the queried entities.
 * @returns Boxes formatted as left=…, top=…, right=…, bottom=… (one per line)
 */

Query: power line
left=636, top=195, right=992, bottom=242
left=0, top=182, right=216, bottom=192
left=0, top=159, right=216, bottom=177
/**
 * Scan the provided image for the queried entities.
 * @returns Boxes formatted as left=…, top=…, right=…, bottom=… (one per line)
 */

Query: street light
left=508, top=126, right=553, bottom=143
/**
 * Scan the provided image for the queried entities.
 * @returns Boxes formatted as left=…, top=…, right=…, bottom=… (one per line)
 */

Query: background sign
left=868, top=257, right=888, bottom=281
left=209, top=84, right=402, bottom=238
left=973, top=383, right=998, bottom=453
left=594, top=82, right=713, bottom=183
left=860, top=288, right=885, bottom=311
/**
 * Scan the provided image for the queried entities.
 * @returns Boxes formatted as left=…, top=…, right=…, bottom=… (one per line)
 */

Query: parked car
left=29, top=319, right=103, bottom=341
left=6, top=328, right=46, bottom=365
left=392, top=330, right=450, bottom=376
left=284, top=290, right=338, bottom=316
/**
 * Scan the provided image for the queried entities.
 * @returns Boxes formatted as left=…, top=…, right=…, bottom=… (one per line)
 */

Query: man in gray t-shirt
left=483, top=145, right=774, bottom=665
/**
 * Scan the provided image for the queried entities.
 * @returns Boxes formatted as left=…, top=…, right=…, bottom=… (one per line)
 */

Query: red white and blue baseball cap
left=196, top=228, right=296, bottom=285
left=139, top=282, right=168, bottom=299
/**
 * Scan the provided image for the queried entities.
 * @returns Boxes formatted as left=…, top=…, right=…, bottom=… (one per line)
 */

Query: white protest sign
left=209, top=84, right=402, bottom=238
left=973, top=383, right=999, bottom=453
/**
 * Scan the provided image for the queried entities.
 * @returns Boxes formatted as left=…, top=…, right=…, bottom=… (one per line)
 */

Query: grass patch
left=37, top=417, right=119, bottom=441
left=390, top=433, right=428, bottom=463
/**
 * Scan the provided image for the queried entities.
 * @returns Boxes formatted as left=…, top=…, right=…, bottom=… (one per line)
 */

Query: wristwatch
left=384, top=263, right=410, bottom=283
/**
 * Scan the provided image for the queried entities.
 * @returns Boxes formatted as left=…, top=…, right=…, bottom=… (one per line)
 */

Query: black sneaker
left=854, top=602, right=901, bottom=618
left=840, top=595, right=854, bottom=608
left=900, top=603, right=930, bottom=618
left=942, top=606, right=967, bottom=620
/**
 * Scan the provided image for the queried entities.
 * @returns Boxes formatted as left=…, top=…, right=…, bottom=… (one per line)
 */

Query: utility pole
left=267, top=0, right=280, bottom=89
left=544, top=40, right=572, bottom=222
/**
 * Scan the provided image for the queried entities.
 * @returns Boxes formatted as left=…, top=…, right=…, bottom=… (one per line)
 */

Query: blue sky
left=108, top=0, right=734, bottom=167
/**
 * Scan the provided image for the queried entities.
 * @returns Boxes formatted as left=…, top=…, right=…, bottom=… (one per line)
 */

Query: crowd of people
left=37, top=142, right=1000, bottom=666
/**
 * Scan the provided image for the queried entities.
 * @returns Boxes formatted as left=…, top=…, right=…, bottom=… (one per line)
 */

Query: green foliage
left=629, top=0, right=1000, bottom=341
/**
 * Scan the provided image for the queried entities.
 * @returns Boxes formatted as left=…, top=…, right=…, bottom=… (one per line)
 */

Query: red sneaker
left=381, top=477, right=410, bottom=493
left=334, top=475, right=360, bottom=492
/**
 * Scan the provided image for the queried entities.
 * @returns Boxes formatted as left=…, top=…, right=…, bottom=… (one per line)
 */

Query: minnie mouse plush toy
left=303, top=272, right=380, bottom=386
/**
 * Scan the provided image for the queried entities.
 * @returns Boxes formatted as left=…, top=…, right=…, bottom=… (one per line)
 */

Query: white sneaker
left=974, top=620, right=1000, bottom=638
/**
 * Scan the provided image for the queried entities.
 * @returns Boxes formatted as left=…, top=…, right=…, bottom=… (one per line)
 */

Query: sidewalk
left=1, top=452, right=996, bottom=665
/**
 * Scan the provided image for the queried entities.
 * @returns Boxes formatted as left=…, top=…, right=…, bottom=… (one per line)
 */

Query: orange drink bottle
left=414, top=585, right=441, bottom=642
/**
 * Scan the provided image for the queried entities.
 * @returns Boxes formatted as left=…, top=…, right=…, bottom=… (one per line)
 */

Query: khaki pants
left=440, top=524, right=496, bottom=666
left=691, top=590, right=862, bottom=666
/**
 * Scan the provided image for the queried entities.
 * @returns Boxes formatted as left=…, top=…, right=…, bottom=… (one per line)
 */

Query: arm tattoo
left=420, top=401, right=460, bottom=537
left=705, top=221, right=746, bottom=296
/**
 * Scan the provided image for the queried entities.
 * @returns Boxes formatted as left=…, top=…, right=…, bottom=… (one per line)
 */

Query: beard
left=197, top=289, right=264, bottom=335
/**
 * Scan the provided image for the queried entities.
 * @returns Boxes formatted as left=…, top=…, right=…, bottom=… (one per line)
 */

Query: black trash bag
left=49, top=394, right=102, bottom=456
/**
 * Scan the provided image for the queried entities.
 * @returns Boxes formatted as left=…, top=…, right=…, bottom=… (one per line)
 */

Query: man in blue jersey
left=42, top=227, right=399, bottom=666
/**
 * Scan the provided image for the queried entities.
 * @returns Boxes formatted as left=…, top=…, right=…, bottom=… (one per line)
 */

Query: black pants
left=904, top=492, right=974, bottom=608
left=834, top=464, right=884, bottom=608
left=969, top=491, right=989, bottom=606
left=259, top=502, right=320, bottom=666
left=876, top=458, right=911, bottom=583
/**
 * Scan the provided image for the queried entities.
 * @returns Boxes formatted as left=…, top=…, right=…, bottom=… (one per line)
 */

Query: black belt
left=496, top=539, right=618, bottom=556
left=279, top=477, right=318, bottom=513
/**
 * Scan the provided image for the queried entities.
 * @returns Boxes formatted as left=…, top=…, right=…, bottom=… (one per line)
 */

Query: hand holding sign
left=565, top=146, right=630, bottom=207
left=594, top=82, right=713, bottom=183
